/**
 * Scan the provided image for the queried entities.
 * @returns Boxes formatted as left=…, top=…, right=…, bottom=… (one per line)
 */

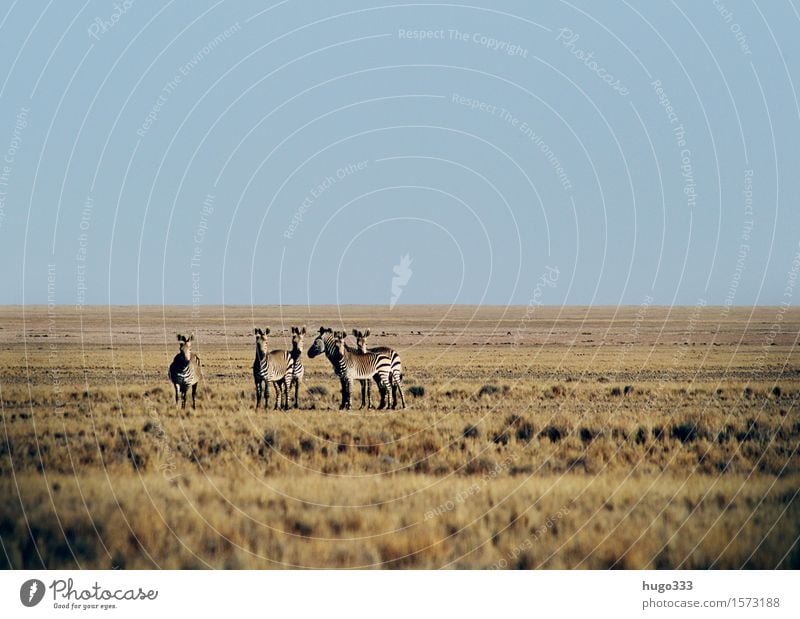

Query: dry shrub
left=515, top=423, right=535, bottom=442
left=463, top=425, right=479, bottom=439
left=478, top=384, right=510, bottom=398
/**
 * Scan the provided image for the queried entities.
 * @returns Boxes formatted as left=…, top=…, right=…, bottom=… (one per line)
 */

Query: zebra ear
left=188, top=334, right=194, bottom=342
left=265, top=328, right=271, bottom=335
left=177, top=334, right=184, bottom=342
left=364, top=328, right=370, bottom=337
left=352, top=329, right=359, bottom=338
left=254, top=328, right=260, bottom=336
left=301, top=325, right=306, bottom=335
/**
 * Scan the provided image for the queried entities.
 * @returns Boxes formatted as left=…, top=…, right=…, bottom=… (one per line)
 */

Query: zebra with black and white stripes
left=253, top=327, right=293, bottom=410
left=352, top=328, right=406, bottom=409
left=341, top=330, right=381, bottom=409
left=307, top=327, right=392, bottom=410
left=169, top=333, right=203, bottom=409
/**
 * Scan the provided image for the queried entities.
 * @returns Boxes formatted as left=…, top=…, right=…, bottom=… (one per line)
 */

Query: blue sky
left=1, top=0, right=798, bottom=306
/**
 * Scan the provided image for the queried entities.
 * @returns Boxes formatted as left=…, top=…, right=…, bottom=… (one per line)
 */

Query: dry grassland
left=1, top=305, right=798, bottom=568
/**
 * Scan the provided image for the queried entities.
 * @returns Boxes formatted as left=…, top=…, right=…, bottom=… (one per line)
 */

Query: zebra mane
left=321, top=330, right=339, bottom=356
left=321, top=330, right=352, bottom=357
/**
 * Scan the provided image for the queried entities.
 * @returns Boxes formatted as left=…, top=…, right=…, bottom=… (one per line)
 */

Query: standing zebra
left=307, top=327, right=392, bottom=410
left=289, top=325, right=306, bottom=408
left=344, top=331, right=379, bottom=409
left=253, top=328, right=293, bottom=410
left=353, top=328, right=406, bottom=409
left=169, top=333, right=203, bottom=409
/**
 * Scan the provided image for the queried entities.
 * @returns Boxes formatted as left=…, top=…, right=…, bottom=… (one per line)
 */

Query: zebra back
left=339, top=349, right=391, bottom=381
left=363, top=346, right=402, bottom=383
left=351, top=330, right=402, bottom=382
left=324, top=332, right=391, bottom=381
left=254, top=348, right=292, bottom=383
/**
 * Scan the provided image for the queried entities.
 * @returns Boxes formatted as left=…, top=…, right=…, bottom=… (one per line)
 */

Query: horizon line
left=1, top=303, right=792, bottom=309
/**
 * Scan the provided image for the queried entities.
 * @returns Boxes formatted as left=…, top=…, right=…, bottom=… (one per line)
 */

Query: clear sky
left=1, top=0, right=798, bottom=307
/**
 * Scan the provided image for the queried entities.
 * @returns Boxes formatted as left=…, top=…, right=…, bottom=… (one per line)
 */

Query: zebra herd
left=168, top=326, right=405, bottom=411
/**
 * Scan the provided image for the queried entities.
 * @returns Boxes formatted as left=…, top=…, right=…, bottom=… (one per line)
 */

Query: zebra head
left=332, top=331, right=348, bottom=358
left=291, top=325, right=306, bottom=353
left=352, top=328, right=371, bottom=353
left=176, top=333, right=194, bottom=361
left=254, top=328, right=270, bottom=357
left=308, top=326, right=333, bottom=358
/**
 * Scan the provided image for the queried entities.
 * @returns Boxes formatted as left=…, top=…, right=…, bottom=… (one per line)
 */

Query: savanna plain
left=1, top=305, right=798, bottom=569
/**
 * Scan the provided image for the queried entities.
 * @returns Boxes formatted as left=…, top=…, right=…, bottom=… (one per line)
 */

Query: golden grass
left=1, top=305, right=798, bottom=568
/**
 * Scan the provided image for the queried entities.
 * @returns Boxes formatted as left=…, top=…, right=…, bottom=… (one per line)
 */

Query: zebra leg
left=382, top=375, right=392, bottom=409
left=293, top=378, right=300, bottom=409
left=255, top=380, right=262, bottom=409
left=191, top=383, right=197, bottom=409
left=276, top=382, right=284, bottom=410
left=339, top=377, right=348, bottom=409
left=282, top=377, right=290, bottom=411
left=392, top=371, right=405, bottom=409
left=180, top=384, right=187, bottom=409
left=173, top=383, right=180, bottom=408
left=371, top=375, right=382, bottom=409
left=359, top=380, right=366, bottom=409
left=377, top=375, right=388, bottom=410
left=345, top=377, right=354, bottom=410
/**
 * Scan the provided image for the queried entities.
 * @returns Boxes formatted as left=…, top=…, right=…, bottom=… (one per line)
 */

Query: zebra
left=343, top=330, right=381, bottom=410
left=288, top=325, right=306, bottom=408
left=307, top=327, right=392, bottom=410
left=169, top=333, right=203, bottom=409
left=253, top=327, right=293, bottom=410
left=352, top=328, right=406, bottom=409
